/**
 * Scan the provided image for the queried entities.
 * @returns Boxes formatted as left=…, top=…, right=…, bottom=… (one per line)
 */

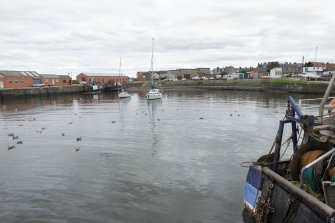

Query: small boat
left=117, top=58, right=131, bottom=99
left=242, top=74, right=335, bottom=222
left=118, top=88, right=130, bottom=98
left=147, top=88, right=162, bottom=100
left=82, top=84, right=102, bottom=94
left=146, top=38, right=162, bottom=100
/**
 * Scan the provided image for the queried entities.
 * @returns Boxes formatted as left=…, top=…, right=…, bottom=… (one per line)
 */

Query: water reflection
left=0, top=90, right=321, bottom=223
left=147, top=99, right=162, bottom=123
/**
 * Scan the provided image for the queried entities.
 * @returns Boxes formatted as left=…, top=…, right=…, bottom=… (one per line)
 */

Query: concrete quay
left=0, top=85, right=87, bottom=100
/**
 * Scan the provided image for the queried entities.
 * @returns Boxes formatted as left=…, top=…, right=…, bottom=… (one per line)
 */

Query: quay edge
left=0, top=85, right=89, bottom=100
left=0, top=80, right=333, bottom=100
left=157, top=79, right=333, bottom=94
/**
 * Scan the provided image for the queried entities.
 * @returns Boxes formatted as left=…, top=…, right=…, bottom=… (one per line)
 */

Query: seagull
left=75, top=147, right=80, bottom=152
left=8, top=145, right=15, bottom=150
left=230, top=114, right=232, bottom=116
left=76, top=137, right=81, bottom=142
left=111, top=121, right=116, bottom=123
left=13, top=135, right=19, bottom=140
left=61, top=133, right=65, bottom=136
left=16, top=140, right=23, bottom=145
left=8, top=133, right=14, bottom=137
left=68, top=121, right=73, bottom=125
left=199, top=117, right=203, bottom=120
left=41, top=127, right=46, bottom=131
left=157, top=118, right=160, bottom=121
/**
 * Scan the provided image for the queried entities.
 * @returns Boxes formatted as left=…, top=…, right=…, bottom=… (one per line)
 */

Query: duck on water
left=242, top=74, right=335, bottom=223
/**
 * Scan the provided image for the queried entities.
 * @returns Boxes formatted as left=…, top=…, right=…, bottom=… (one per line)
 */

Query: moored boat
left=117, top=58, right=131, bottom=99
left=82, top=84, right=102, bottom=94
left=118, top=88, right=130, bottom=98
left=146, top=38, right=162, bottom=100
left=146, top=88, right=162, bottom=100
left=243, top=74, right=335, bottom=222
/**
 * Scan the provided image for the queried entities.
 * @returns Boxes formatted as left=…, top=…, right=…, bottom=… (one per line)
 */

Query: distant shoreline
left=0, top=79, right=331, bottom=100
left=127, top=79, right=331, bottom=94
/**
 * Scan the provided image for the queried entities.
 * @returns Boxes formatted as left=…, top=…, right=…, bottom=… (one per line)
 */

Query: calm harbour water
left=0, top=90, right=309, bottom=223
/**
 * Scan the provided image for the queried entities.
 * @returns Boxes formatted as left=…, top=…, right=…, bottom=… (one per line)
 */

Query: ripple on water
left=0, top=91, right=292, bottom=222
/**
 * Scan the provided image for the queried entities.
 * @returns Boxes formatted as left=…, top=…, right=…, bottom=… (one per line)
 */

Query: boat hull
left=118, top=92, right=130, bottom=98
left=243, top=166, right=335, bottom=223
left=146, top=93, right=162, bottom=100
left=82, top=90, right=102, bottom=95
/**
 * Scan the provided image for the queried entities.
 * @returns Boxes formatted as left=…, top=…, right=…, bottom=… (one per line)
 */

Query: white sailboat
left=118, top=58, right=131, bottom=99
left=146, top=38, right=162, bottom=100
left=118, top=88, right=130, bottom=98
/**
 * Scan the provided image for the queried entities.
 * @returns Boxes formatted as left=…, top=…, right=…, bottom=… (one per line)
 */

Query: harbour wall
left=157, top=80, right=331, bottom=94
left=261, top=81, right=329, bottom=94
left=0, top=80, right=332, bottom=100
left=0, top=85, right=87, bottom=100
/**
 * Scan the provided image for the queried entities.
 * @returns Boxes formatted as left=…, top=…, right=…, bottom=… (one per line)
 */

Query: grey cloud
left=0, top=0, right=335, bottom=77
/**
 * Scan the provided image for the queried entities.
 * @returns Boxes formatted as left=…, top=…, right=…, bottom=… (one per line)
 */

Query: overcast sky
left=0, top=0, right=334, bottom=77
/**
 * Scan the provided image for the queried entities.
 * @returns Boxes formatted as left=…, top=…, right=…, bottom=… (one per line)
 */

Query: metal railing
left=297, top=74, right=335, bottom=123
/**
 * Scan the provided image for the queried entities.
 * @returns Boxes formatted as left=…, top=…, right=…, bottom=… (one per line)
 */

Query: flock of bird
left=7, top=133, right=22, bottom=150
left=230, top=110, right=241, bottom=117
left=5, top=106, right=240, bottom=152
left=5, top=108, right=123, bottom=153
left=6, top=115, right=84, bottom=152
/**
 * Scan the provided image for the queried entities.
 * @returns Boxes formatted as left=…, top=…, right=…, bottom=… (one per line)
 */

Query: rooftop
left=79, top=72, right=125, bottom=77
left=0, top=70, right=40, bottom=78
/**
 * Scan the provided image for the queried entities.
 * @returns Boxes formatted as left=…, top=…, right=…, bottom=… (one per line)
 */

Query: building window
left=63, top=80, right=66, bottom=83
left=15, top=80, right=19, bottom=83
left=21, top=80, right=24, bottom=83
left=9, top=81, right=13, bottom=83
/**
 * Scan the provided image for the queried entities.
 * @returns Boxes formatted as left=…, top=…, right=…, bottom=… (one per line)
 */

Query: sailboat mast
left=118, top=57, right=122, bottom=91
left=314, top=46, right=318, bottom=67
left=150, top=38, right=154, bottom=89
left=119, top=57, right=121, bottom=77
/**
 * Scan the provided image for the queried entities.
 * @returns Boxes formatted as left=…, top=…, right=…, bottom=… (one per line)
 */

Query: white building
left=152, top=73, right=160, bottom=80
left=223, top=73, right=239, bottom=80
left=270, top=68, right=282, bottom=78
left=303, top=66, right=324, bottom=74
left=166, top=72, right=177, bottom=81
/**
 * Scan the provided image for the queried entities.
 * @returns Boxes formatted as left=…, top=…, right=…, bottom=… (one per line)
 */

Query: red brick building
left=40, top=74, right=72, bottom=86
left=76, top=73, right=128, bottom=84
left=0, top=70, right=41, bottom=89
left=0, top=70, right=73, bottom=89
left=136, top=72, right=150, bottom=81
